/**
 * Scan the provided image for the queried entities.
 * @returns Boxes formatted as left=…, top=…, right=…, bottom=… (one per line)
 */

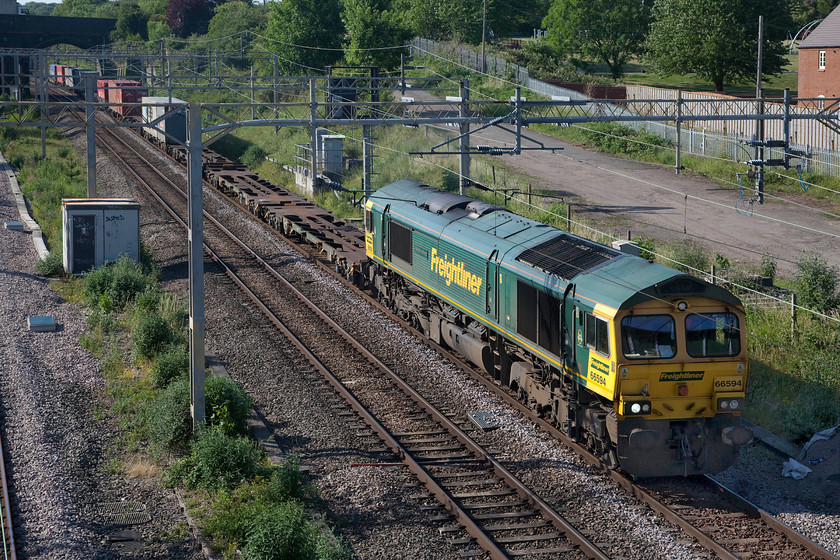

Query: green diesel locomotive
left=365, top=179, right=752, bottom=478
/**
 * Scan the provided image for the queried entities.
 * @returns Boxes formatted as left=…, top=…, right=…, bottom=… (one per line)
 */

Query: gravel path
left=0, top=153, right=203, bottom=559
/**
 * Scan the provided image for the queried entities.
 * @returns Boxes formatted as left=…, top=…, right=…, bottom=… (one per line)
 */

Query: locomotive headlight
left=717, top=397, right=744, bottom=412
left=623, top=400, right=652, bottom=416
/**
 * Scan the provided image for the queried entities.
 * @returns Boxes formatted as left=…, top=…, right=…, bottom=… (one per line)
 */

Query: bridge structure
left=0, top=14, right=115, bottom=96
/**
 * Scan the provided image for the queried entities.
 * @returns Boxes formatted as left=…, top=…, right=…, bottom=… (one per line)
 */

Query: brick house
left=798, top=6, right=840, bottom=108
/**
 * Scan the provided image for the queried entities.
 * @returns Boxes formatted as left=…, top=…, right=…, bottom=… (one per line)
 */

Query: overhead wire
left=170, top=42, right=840, bottom=332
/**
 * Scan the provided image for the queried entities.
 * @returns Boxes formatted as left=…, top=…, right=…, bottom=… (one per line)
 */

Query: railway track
left=0, top=421, right=16, bottom=560
left=62, top=98, right=610, bottom=559
left=51, top=91, right=838, bottom=559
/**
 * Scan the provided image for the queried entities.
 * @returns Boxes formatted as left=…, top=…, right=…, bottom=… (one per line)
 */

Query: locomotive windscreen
left=516, top=234, right=618, bottom=281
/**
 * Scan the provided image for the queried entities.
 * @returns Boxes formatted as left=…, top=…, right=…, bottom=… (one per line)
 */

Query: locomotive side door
left=574, top=305, right=588, bottom=377
left=380, top=204, right=390, bottom=258
left=485, top=249, right=499, bottom=320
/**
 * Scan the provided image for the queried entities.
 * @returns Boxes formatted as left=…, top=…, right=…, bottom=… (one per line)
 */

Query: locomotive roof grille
left=424, top=192, right=472, bottom=214
left=516, top=234, right=619, bottom=280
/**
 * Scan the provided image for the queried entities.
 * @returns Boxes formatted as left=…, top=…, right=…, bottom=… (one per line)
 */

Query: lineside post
left=187, top=103, right=206, bottom=431
left=40, top=53, right=46, bottom=159
left=675, top=89, right=682, bottom=175
left=309, top=78, right=318, bottom=192
left=273, top=55, right=279, bottom=133
left=363, top=124, right=372, bottom=199
left=459, top=79, right=470, bottom=195
left=85, top=73, right=97, bottom=197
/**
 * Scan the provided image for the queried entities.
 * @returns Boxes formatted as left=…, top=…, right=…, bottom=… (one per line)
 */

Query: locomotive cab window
left=621, top=315, right=676, bottom=359
left=685, top=313, right=740, bottom=357
left=584, top=312, right=610, bottom=356
left=364, top=208, right=372, bottom=233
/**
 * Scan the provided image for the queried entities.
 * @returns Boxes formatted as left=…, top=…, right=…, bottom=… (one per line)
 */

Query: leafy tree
left=111, top=2, right=149, bottom=43
left=392, top=0, right=485, bottom=43
left=506, top=40, right=577, bottom=80
left=53, top=0, right=117, bottom=17
left=24, top=2, right=57, bottom=16
left=147, top=21, right=171, bottom=45
left=646, top=0, right=794, bottom=92
left=264, top=0, right=343, bottom=75
left=342, top=0, right=411, bottom=69
left=493, top=0, right=551, bottom=38
left=543, top=0, right=651, bottom=79
left=166, top=0, right=219, bottom=38
left=206, top=1, right=267, bottom=67
left=207, top=1, right=267, bottom=49
left=792, top=0, right=840, bottom=28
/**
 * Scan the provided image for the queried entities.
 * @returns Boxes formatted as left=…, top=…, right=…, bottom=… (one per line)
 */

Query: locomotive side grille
left=517, top=234, right=618, bottom=280
left=389, top=220, right=413, bottom=265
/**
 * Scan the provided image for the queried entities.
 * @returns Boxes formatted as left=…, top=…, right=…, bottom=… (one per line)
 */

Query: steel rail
left=417, top=331, right=839, bottom=560
left=704, top=476, right=839, bottom=560
left=73, top=104, right=609, bottom=560
left=58, top=89, right=834, bottom=560
left=0, top=420, right=17, bottom=560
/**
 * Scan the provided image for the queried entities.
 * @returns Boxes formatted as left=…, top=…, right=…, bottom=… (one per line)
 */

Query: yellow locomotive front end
left=613, top=296, right=753, bottom=477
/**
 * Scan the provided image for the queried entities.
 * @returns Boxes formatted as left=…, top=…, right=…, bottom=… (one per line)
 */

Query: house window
left=819, top=50, right=826, bottom=70
left=818, top=95, right=825, bottom=109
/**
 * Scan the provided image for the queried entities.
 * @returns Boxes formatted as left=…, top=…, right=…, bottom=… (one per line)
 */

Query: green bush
left=242, top=145, right=267, bottom=169
left=206, top=376, right=252, bottom=436
left=794, top=252, right=839, bottom=313
left=205, top=479, right=275, bottom=549
left=667, top=238, right=710, bottom=274
left=315, top=535, right=352, bottom=560
left=759, top=252, right=777, bottom=282
left=150, top=346, right=189, bottom=387
left=178, top=429, right=264, bottom=490
left=83, top=256, right=151, bottom=311
left=268, top=455, right=311, bottom=503
left=36, top=252, right=64, bottom=277
left=134, top=312, right=173, bottom=360
left=147, top=378, right=192, bottom=455
left=109, top=258, right=152, bottom=308
left=202, top=456, right=319, bottom=553
left=633, top=236, right=655, bottom=261
left=134, top=289, right=163, bottom=315
left=580, top=123, right=672, bottom=157
left=243, top=501, right=318, bottom=560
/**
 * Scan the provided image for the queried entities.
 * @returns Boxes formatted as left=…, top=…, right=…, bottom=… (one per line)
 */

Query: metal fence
left=626, top=86, right=840, bottom=176
left=410, top=38, right=840, bottom=177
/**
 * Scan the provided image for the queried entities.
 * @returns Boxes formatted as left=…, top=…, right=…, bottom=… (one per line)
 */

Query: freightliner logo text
left=431, top=248, right=483, bottom=295
left=660, top=371, right=705, bottom=382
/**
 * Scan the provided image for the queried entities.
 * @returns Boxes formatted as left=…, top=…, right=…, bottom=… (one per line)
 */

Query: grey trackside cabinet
left=62, top=198, right=140, bottom=274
